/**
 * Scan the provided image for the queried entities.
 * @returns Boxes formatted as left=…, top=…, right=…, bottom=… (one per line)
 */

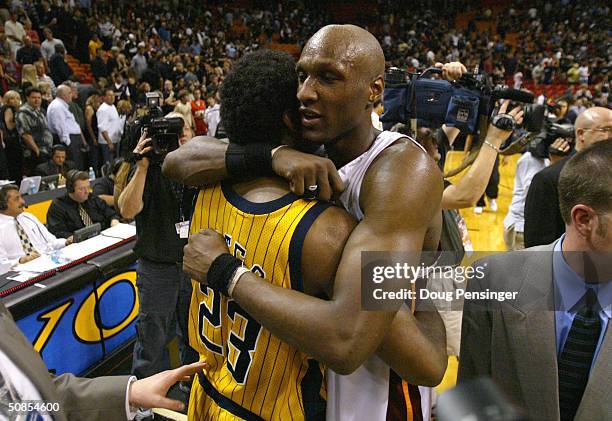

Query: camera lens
left=522, top=104, right=546, bottom=132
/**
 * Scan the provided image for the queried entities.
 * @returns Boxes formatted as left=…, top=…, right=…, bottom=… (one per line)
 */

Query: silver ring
left=307, top=185, right=318, bottom=191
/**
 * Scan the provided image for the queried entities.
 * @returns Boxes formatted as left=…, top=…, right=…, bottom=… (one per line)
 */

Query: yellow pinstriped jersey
left=188, top=182, right=330, bottom=421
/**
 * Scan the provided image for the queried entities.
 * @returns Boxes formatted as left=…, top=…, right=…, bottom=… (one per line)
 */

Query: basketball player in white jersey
left=167, top=25, right=470, bottom=420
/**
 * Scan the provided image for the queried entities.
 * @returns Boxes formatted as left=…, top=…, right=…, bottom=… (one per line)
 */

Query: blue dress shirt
left=553, top=235, right=612, bottom=372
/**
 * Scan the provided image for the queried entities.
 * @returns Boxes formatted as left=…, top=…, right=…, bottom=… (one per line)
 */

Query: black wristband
left=225, top=142, right=275, bottom=178
left=207, top=253, right=242, bottom=296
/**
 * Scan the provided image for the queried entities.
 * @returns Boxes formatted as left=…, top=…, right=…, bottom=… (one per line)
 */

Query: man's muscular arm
left=185, top=142, right=444, bottom=376
left=378, top=303, right=447, bottom=386
left=162, top=136, right=229, bottom=186
left=162, top=137, right=344, bottom=199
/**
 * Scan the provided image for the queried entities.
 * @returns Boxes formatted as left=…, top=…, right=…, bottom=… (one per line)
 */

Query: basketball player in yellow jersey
left=187, top=177, right=353, bottom=420
left=183, top=50, right=355, bottom=420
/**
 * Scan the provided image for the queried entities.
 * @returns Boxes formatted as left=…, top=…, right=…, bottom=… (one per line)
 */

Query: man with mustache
left=0, top=184, right=71, bottom=267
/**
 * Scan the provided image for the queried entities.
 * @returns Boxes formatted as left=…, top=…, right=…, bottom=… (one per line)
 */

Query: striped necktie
left=78, top=204, right=94, bottom=227
left=15, top=218, right=35, bottom=255
left=558, top=289, right=601, bottom=421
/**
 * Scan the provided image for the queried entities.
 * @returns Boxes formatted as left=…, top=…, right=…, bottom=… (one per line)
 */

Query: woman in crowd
left=115, top=53, right=129, bottom=77
left=161, top=79, right=177, bottom=114
left=0, top=51, right=16, bottom=95
left=85, top=93, right=102, bottom=175
left=37, top=81, right=53, bottom=112
left=191, top=88, right=207, bottom=136
left=35, top=60, right=56, bottom=96
left=0, top=90, right=22, bottom=183
left=135, top=81, right=150, bottom=107
left=173, top=89, right=195, bottom=131
left=21, top=64, right=38, bottom=90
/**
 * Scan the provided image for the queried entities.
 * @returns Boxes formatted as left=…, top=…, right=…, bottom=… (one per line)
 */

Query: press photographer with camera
left=524, top=106, right=612, bottom=247
left=116, top=100, right=198, bottom=404
left=501, top=101, right=576, bottom=251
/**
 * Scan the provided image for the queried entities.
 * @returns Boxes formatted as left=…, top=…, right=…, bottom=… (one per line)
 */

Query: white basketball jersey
left=328, top=131, right=428, bottom=421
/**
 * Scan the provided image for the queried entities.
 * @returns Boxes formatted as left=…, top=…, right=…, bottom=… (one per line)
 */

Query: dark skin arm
left=162, top=136, right=344, bottom=200
left=161, top=135, right=229, bottom=187
left=185, top=142, right=446, bottom=378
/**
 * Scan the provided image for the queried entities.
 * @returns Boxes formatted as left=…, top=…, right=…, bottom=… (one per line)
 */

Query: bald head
left=296, top=25, right=386, bottom=146
left=303, top=25, right=385, bottom=80
left=575, top=107, right=612, bottom=130
left=56, top=85, right=72, bottom=102
left=575, top=107, right=612, bottom=151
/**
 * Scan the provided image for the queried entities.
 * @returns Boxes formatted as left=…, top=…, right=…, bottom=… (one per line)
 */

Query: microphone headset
left=65, top=169, right=82, bottom=194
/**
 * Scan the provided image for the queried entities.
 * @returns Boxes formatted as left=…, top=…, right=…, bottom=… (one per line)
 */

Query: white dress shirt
left=504, top=151, right=549, bottom=232
left=204, top=104, right=220, bottom=137
left=46, top=98, right=82, bottom=146
left=96, top=102, right=123, bottom=145
left=0, top=212, right=66, bottom=267
left=4, top=20, right=25, bottom=46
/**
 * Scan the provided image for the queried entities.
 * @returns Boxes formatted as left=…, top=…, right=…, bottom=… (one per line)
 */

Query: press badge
left=176, top=221, right=190, bottom=238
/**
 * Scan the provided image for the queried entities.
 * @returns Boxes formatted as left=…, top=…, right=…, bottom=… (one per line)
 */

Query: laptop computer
left=19, top=176, right=42, bottom=195
left=40, top=174, right=60, bottom=191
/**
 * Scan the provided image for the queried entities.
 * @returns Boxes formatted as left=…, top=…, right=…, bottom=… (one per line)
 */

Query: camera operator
left=434, top=101, right=524, bottom=211
left=116, top=112, right=198, bottom=393
left=406, top=101, right=522, bottom=356
left=524, top=106, right=612, bottom=247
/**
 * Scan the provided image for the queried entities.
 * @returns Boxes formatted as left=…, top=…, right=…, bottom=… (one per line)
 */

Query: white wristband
left=271, top=144, right=289, bottom=159
left=228, top=266, right=250, bottom=297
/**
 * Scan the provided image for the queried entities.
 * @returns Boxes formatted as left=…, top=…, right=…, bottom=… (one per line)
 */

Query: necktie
left=15, top=218, right=35, bottom=255
left=558, top=289, right=602, bottom=421
left=78, top=204, right=93, bottom=227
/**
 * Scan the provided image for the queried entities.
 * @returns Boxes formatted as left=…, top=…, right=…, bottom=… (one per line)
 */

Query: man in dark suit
left=0, top=300, right=205, bottom=420
left=34, top=144, right=76, bottom=177
left=47, top=170, right=119, bottom=238
left=459, top=141, right=612, bottom=421
left=49, top=44, right=73, bottom=86
left=524, top=107, right=612, bottom=247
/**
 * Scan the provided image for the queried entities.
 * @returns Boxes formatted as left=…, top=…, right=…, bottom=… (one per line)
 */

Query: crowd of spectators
left=0, top=0, right=609, bottom=184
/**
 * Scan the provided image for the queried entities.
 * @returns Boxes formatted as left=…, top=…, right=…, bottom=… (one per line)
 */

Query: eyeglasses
left=583, top=127, right=612, bottom=133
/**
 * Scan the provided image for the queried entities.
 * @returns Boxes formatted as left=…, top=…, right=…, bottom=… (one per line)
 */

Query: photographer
left=117, top=112, right=198, bottom=392
left=502, top=113, right=574, bottom=251
left=524, top=106, right=612, bottom=247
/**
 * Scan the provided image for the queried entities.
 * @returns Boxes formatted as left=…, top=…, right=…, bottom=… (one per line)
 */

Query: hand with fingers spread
left=128, top=361, right=207, bottom=412
left=271, top=147, right=345, bottom=201
left=435, top=61, right=468, bottom=81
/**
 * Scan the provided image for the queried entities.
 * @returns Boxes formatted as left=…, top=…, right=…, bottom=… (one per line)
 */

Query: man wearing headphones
left=34, top=144, right=76, bottom=177
left=0, top=184, right=71, bottom=267
left=93, top=157, right=124, bottom=208
left=47, top=170, right=119, bottom=239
